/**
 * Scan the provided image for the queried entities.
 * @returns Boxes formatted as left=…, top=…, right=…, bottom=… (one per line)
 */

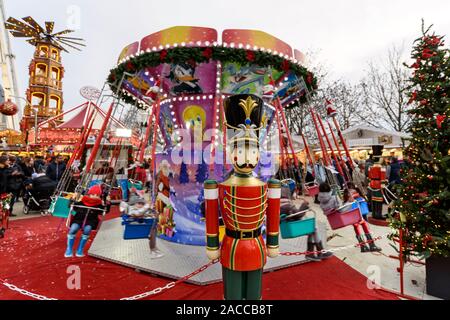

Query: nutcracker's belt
left=225, top=228, right=262, bottom=240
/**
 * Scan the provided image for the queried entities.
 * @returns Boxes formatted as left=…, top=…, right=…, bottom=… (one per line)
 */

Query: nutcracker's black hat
left=223, top=94, right=265, bottom=144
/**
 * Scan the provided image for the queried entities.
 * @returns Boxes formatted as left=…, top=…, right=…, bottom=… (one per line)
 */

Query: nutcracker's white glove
left=159, top=183, right=164, bottom=192
left=267, top=247, right=279, bottom=258
left=206, top=249, right=220, bottom=260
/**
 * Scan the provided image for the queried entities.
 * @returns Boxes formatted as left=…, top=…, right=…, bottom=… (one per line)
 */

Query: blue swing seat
left=356, top=197, right=370, bottom=217
left=122, top=215, right=156, bottom=240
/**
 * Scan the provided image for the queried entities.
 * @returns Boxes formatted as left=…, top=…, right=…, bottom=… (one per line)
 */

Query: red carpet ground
left=0, top=213, right=399, bottom=300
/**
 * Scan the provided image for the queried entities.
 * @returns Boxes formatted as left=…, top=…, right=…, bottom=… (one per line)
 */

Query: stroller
left=23, top=175, right=57, bottom=215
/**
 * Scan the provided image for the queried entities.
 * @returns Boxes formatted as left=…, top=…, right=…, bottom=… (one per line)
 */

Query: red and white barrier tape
left=0, top=235, right=386, bottom=300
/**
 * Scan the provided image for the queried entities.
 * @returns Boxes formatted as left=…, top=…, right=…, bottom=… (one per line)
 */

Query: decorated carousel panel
left=108, top=26, right=317, bottom=246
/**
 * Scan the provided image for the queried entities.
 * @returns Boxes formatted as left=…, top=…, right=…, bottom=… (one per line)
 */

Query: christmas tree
left=195, top=159, right=208, bottom=183
left=390, top=22, right=450, bottom=259
left=179, top=161, right=190, bottom=184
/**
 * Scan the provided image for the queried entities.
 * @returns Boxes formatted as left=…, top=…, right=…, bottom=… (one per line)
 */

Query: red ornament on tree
left=0, top=100, right=19, bottom=116
left=422, top=48, right=433, bottom=59
left=126, top=61, right=135, bottom=72
left=281, top=60, right=290, bottom=72
left=202, top=47, right=213, bottom=59
left=160, top=50, right=168, bottom=61
left=408, top=91, right=418, bottom=105
left=246, top=50, right=255, bottom=62
left=436, top=114, right=446, bottom=129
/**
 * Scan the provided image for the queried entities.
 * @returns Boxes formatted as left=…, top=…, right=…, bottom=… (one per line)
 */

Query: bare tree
left=360, top=45, right=413, bottom=132
left=319, top=79, right=365, bottom=131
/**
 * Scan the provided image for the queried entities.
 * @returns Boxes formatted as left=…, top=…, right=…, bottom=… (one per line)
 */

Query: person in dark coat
left=46, top=155, right=66, bottom=182
left=34, top=156, right=46, bottom=173
left=64, top=185, right=107, bottom=258
left=0, top=155, right=10, bottom=195
left=388, top=157, right=402, bottom=185
left=6, top=156, right=24, bottom=216
left=0, top=155, right=11, bottom=238
left=20, top=157, right=36, bottom=179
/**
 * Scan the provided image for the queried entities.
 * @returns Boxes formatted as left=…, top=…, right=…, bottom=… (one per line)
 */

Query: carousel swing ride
left=4, top=20, right=370, bottom=284
left=83, top=26, right=365, bottom=283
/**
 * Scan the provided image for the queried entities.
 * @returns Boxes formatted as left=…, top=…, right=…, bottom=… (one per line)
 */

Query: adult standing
left=7, top=156, right=24, bottom=216
left=365, top=154, right=374, bottom=177
left=388, top=157, right=402, bottom=185
left=352, top=162, right=368, bottom=197
left=0, top=156, right=11, bottom=237
left=46, top=155, right=66, bottom=183
left=20, top=157, right=36, bottom=179
left=0, top=156, right=10, bottom=195
left=34, top=156, right=46, bottom=173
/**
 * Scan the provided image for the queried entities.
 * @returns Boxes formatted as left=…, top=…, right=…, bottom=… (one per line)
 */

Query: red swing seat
left=304, top=182, right=320, bottom=197
left=326, top=202, right=362, bottom=230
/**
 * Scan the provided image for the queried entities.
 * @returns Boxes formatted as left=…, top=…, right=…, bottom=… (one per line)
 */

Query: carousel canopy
left=56, top=102, right=126, bottom=130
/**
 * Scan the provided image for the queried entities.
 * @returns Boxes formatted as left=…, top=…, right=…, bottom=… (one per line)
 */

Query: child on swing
left=120, top=194, right=164, bottom=259
left=318, top=182, right=381, bottom=253
left=280, top=181, right=333, bottom=262
left=64, top=185, right=107, bottom=258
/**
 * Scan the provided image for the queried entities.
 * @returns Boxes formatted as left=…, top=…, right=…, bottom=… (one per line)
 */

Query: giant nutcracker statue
left=368, top=145, right=387, bottom=220
left=204, top=94, right=281, bottom=300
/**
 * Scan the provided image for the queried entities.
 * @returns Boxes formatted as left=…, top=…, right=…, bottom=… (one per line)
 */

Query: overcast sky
left=5, top=0, right=450, bottom=110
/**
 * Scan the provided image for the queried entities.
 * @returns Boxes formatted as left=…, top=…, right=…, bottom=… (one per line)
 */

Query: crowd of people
left=0, top=153, right=67, bottom=216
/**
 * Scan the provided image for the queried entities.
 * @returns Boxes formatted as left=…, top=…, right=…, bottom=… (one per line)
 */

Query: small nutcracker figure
left=368, top=146, right=387, bottom=220
left=204, top=94, right=281, bottom=300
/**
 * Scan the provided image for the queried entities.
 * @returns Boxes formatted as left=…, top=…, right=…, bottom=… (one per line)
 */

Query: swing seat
left=128, top=180, right=143, bottom=191
left=304, top=182, right=320, bottom=197
left=327, top=202, right=362, bottom=230
left=356, top=197, right=370, bottom=216
left=280, top=217, right=316, bottom=239
left=49, top=196, right=75, bottom=218
left=109, top=187, right=123, bottom=203
left=122, top=215, right=156, bottom=240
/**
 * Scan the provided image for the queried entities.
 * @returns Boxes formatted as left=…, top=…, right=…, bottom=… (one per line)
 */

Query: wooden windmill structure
left=4, top=16, right=85, bottom=141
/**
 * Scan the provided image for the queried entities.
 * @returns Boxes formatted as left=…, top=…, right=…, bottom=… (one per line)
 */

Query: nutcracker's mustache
left=236, top=163, right=256, bottom=169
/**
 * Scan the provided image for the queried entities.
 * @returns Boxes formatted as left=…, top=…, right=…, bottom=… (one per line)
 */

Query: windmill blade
left=6, top=17, right=33, bottom=29
left=53, top=39, right=82, bottom=52
left=5, top=19, right=40, bottom=37
left=45, top=21, right=55, bottom=34
left=8, top=31, right=30, bottom=38
left=51, top=40, right=69, bottom=53
left=22, top=16, right=45, bottom=34
left=56, top=35, right=85, bottom=41
left=55, top=37, right=86, bottom=47
left=51, top=29, right=74, bottom=37
left=26, top=39, right=37, bottom=46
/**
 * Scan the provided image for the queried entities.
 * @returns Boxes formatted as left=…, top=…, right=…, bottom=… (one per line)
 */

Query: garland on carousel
left=107, top=47, right=318, bottom=108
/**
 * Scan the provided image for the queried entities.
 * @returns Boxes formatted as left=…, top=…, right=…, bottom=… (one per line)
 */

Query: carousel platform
left=88, top=218, right=328, bottom=285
